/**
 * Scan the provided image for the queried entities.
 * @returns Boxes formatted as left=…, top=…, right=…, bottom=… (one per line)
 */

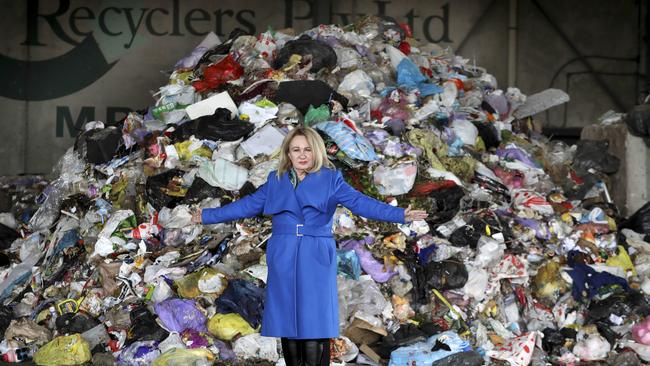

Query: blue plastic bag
left=314, top=121, right=378, bottom=161
left=396, top=58, right=442, bottom=97
left=389, top=331, right=472, bottom=366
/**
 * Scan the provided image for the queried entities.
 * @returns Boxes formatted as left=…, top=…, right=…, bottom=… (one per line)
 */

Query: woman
left=192, top=127, right=427, bottom=366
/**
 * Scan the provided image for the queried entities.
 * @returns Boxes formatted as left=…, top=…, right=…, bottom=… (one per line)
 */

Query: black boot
left=281, top=337, right=303, bottom=366
left=302, top=338, right=330, bottom=366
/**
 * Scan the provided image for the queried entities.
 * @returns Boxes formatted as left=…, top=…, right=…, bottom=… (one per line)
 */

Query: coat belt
left=273, top=224, right=333, bottom=237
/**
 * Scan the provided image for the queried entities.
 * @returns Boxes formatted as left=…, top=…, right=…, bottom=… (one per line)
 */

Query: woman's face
left=288, top=135, right=314, bottom=172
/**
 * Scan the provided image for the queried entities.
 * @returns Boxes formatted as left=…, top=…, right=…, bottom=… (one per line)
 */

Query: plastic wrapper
left=207, top=313, right=255, bottom=341
left=33, top=334, right=91, bottom=366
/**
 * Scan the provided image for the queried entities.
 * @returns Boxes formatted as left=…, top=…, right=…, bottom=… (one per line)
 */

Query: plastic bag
left=173, top=108, right=254, bottom=142
left=273, top=80, right=348, bottom=115
left=572, top=139, right=620, bottom=174
left=314, top=121, right=378, bottom=161
left=152, top=348, right=214, bottom=366
left=155, top=299, right=208, bottom=333
left=337, top=249, right=361, bottom=280
left=273, top=35, right=337, bottom=72
left=214, top=279, right=265, bottom=329
left=338, top=70, right=375, bottom=105
left=207, top=313, right=255, bottom=341
left=372, top=161, right=417, bottom=195
left=197, top=158, right=248, bottom=191
left=33, top=334, right=91, bottom=366
left=451, top=120, right=479, bottom=146
left=175, top=267, right=228, bottom=298
left=192, top=54, right=244, bottom=92
left=486, top=332, right=538, bottom=366
left=74, top=127, right=123, bottom=164
left=117, top=341, right=161, bottom=366
left=389, top=331, right=471, bottom=366
left=304, top=104, right=331, bottom=127
left=339, top=237, right=396, bottom=283
left=572, top=331, right=611, bottom=361
left=626, top=103, right=650, bottom=137
left=232, top=333, right=279, bottom=361
left=633, top=316, right=650, bottom=345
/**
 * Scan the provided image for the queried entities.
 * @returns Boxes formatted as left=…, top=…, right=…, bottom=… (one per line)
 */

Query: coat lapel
left=263, top=171, right=304, bottom=219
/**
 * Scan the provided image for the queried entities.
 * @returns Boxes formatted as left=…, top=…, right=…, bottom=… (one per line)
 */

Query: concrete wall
left=0, top=0, right=644, bottom=175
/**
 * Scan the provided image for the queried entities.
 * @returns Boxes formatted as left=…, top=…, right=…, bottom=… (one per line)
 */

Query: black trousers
left=281, top=337, right=330, bottom=366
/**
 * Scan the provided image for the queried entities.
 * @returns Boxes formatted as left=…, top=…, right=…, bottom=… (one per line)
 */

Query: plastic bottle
left=2, top=346, right=35, bottom=363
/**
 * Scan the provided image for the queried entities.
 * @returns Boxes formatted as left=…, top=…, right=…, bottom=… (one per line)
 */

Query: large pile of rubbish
left=1, top=16, right=649, bottom=366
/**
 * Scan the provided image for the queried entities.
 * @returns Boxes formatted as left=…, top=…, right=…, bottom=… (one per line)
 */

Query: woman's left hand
left=404, top=205, right=428, bottom=222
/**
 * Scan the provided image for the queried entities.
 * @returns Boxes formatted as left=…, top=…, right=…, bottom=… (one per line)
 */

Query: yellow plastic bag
left=174, top=140, right=212, bottom=161
left=207, top=313, right=255, bottom=341
left=33, top=334, right=91, bottom=366
left=175, top=267, right=228, bottom=298
left=152, top=348, right=215, bottom=366
left=606, top=245, right=636, bottom=276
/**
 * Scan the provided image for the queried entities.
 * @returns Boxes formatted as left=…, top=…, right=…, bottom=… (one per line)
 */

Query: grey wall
left=0, top=0, right=644, bottom=175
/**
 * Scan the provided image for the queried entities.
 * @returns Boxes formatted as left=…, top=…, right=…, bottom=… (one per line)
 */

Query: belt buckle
left=296, top=224, right=304, bottom=237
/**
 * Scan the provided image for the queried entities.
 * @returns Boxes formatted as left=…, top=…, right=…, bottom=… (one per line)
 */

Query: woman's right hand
left=191, top=208, right=203, bottom=224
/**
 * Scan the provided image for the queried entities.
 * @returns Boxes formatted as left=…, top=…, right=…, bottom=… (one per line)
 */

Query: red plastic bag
left=193, top=54, right=244, bottom=92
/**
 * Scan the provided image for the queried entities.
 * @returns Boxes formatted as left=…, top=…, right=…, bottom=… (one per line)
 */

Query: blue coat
left=201, top=167, right=405, bottom=339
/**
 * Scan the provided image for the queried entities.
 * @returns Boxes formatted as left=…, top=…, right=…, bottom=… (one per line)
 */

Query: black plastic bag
left=432, top=351, right=484, bottom=366
left=128, top=305, right=168, bottom=343
left=273, top=35, right=337, bottom=73
left=472, top=120, right=500, bottom=149
left=425, top=258, right=468, bottom=290
left=171, top=108, right=254, bottom=142
left=620, top=201, right=650, bottom=242
left=427, top=185, right=465, bottom=224
left=626, top=104, right=650, bottom=137
left=56, top=312, right=100, bottom=334
left=449, top=224, right=481, bottom=248
left=572, top=139, right=620, bottom=174
left=145, top=169, right=186, bottom=210
left=181, top=177, right=225, bottom=205
left=0, top=223, right=19, bottom=250
left=74, top=127, right=123, bottom=164
left=273, top=80, right=348, bottom=115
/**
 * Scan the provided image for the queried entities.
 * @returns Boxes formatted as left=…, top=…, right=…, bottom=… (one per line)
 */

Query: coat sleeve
left=201, top=173, right=271, bottom=224
left=333, top=170, right=405, bottom=224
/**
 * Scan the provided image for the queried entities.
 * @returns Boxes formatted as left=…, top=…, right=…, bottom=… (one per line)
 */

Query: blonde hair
left=277, top=126, right=334, bottom=177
